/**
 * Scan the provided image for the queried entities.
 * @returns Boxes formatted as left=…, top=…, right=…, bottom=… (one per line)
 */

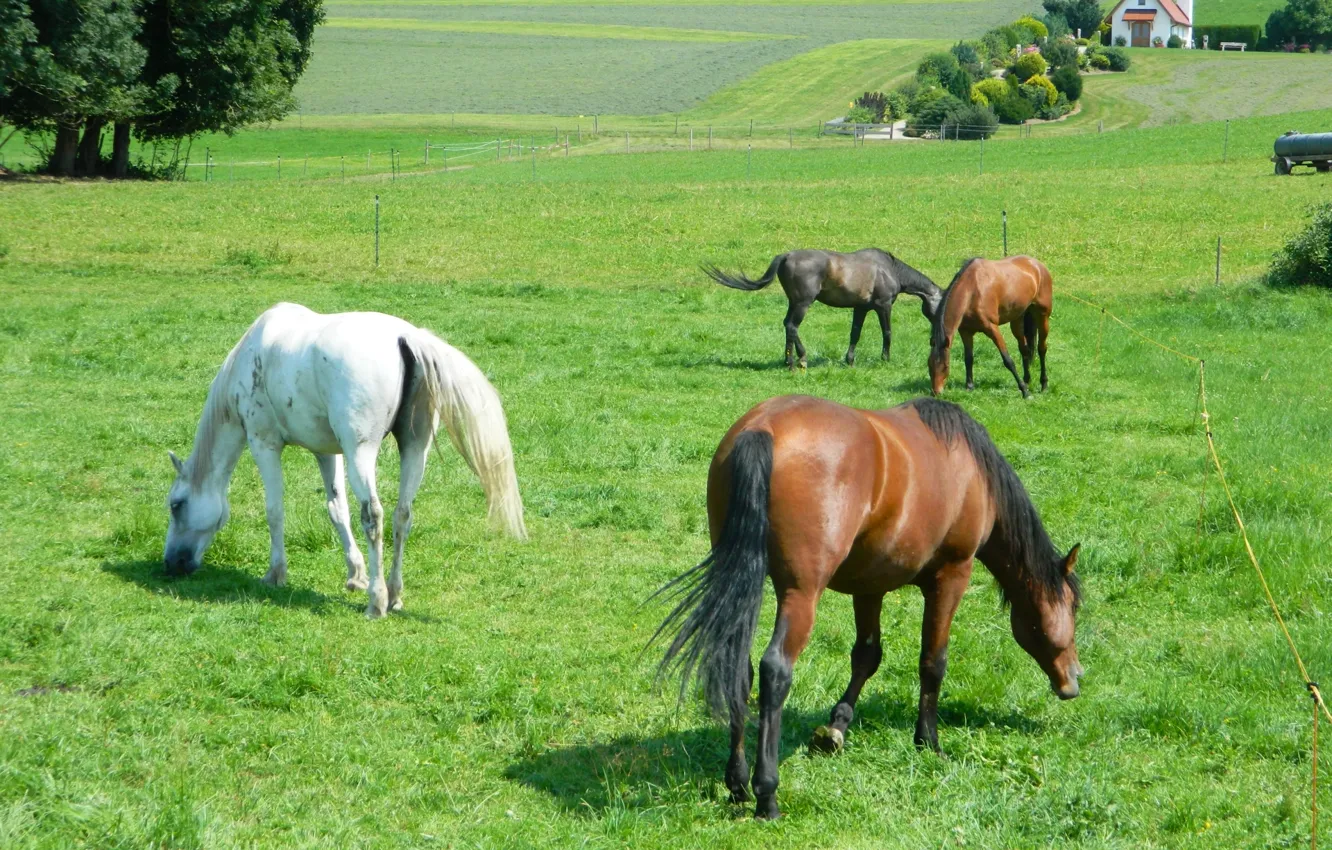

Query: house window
left=1137, top=0, right=1145, bottom=5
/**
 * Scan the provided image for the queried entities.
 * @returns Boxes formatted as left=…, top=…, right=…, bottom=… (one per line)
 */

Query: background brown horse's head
left=928, top=330, right=951, bottom=395
left=1008, top=544, right=1083, bottom=699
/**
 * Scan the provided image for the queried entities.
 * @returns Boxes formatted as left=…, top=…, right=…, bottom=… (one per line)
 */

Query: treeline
left=0, top=0, right=323, bottom=177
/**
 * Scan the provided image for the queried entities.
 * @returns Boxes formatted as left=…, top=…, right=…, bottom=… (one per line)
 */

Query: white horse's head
left=163, top=450, right=230, bottom=575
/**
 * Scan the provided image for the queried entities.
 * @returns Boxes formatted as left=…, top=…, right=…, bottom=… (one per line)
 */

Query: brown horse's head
left=1008, top=544, right=1082, bottom=699
left=928, top=331, right=950, bottom=395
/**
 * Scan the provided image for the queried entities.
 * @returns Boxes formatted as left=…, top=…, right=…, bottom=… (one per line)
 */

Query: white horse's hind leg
left=388, top=435, right=430, bottom=612
left=344, top=443, right=388, bottom=618
left=251, top=442, right=288, bottom=587
left=316, top=453, right=367, bottom=591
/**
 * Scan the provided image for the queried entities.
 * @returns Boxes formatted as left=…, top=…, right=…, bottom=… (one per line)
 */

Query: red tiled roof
left=1108, top=0, right=1191, bottom=26
left=1158, top=0, right=1191, bottom=26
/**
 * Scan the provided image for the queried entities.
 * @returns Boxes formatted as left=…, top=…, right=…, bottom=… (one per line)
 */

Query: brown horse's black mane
left=907, top=397, right=1080, bottom=608
left=930, top=258, right=982, bottom=351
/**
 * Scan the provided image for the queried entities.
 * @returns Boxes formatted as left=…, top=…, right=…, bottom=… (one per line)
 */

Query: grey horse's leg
left=846, top=307, right=869, bottom=366
left=875, top=300, right=894, bottom=362
left=783, top=301, right=811, bottom=370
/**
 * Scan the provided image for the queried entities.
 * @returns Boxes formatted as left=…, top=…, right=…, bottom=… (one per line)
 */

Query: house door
left=1131, top=21, right=1151, bottom=46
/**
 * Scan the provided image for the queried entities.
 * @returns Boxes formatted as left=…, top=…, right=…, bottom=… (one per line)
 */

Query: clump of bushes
left=854, top=91, right=888, bottom=122
left=1167, top=34, right=1184, bottom=47
left=1268, top=202, right=1332, bottom=288
left=1051, top=64, right=1083, bottom=100
left=1103, top=46, right=1132, bottom=71
left=1089, top=52, right=1111, bottom=69
left=1015, top=15, right=1049, bottom=38
left=1041, top=38, right=1079, bottom=69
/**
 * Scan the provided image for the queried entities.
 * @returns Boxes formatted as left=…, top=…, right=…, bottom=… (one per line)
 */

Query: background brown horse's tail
left=701, top=256, right=782, bottom=291
left=1023, top=308, right=1036, bottom=343
left=651, top=430, right=773, bottom=720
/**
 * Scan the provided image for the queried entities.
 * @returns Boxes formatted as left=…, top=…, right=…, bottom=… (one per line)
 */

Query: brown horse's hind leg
left=811, top=593, right=884, bottom=753
left=981, top=323, right=1030, bottom=398
left=1037, top=312, right=1050, bottom=391
left=725, top=660, right=754, bottom=803
left=753, top=589, right=817, bottom=820
left=1010, top=318, right=1033, bottom=387
left=914, top=560, right=973, bottom=752
left=845, top=307, right=869, bottom=366
left=783, top=302, right=810, bottom=370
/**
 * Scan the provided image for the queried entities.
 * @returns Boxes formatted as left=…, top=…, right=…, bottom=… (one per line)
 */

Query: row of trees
left=0, top=0, right=323, bottom=177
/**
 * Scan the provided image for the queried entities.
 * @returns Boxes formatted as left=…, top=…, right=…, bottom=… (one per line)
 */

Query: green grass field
left=3, top=103, right=1332, bottom=847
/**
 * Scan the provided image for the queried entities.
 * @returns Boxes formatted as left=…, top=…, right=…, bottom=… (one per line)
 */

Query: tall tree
left=1266, top=0, right=1332, bottom=45
left=1042, top=0, right=1106, bottom=38
left=0, top=0, right=146, bottom=175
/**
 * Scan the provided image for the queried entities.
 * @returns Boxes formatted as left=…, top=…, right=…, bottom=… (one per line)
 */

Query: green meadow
left=4, top=98, right=1332, bottom=847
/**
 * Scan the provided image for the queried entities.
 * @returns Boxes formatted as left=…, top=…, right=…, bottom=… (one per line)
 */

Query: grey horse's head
left=163, top=451, right=230, bottom=576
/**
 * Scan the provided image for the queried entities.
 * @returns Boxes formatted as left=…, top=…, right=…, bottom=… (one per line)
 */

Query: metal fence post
left=1216, top=236, right=1222, bottom=284
left=204, top=147, right=209, bottom=182
left=747, top=144, right=752, bottom=179
left=1222, top=119, right=1230, bottom=163
left=277, top=155, right=281, bottom=180
left=709, top=125, right=712, bottom=150
left=425, top=139, right=430, bottom=166
left=979, top=136, right=984, bottom=175
left=374, top=194, right=380, bottom=268
left=690, top=128, right=694, bottom=151
left=1002, top=209, right=1008, bottom=255
left=625, top=132, right=629, bottom=154
left=341, top=156, right=345, bottom=181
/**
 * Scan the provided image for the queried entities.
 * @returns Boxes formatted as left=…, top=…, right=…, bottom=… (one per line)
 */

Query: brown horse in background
left=929, top=256, right=1054, bottom=398
left=654, top=395, right=1082, bottom=820
left=704, top=249, right=943, bottom=370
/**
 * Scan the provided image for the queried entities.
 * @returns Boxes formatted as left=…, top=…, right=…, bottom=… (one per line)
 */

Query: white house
left=1106, top=0, right=1193, bottom=47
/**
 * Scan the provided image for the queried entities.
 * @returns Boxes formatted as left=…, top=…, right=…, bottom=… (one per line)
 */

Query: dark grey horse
left=703, top=249, right=944, bottom=370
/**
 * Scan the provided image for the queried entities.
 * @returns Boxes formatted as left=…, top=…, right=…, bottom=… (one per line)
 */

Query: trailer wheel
left=1275, top=157, right=1292, bottom=175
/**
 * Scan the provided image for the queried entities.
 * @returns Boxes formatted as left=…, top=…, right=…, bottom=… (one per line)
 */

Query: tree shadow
left=504, top=693, right=1043, bottom=814
left=102, top=559, right=338, bottom=612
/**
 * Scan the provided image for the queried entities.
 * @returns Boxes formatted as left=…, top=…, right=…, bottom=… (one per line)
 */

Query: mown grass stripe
left=323, top=17, right=797, bottom=42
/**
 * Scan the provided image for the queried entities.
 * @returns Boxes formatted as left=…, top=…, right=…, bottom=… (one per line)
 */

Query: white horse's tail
left=400, top=328, right=527, bottom=540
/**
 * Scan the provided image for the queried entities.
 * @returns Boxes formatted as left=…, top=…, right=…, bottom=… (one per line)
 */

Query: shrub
left=994, top=93, right=1035, bottom=123
left=1042, top=39, right=1079, bottom=68
left=1051, top=64, right=1083, bottom=100
left=1167, top=34, right=1184, bottom=47
left=1104, top=46, right=1132, bottom=70
left=1015, top=52, right=1049, bottom=80
left=951, top=41, right=981, bottom=66
left=1021, top=75, right=1058, bottom=107
left=980, top=30, right=1009, bottom=60
left=1038, top=92, right=1072, bottom=120
left=1009, top=22, right=1041, bottom=45
left=1268, top=202, right=1332, bottom=288
left=907, top=93, right=965, bottom=135
left=854, top=91, right=888, bottom=122
left=884, top=91, right=909, bottom=120
left=918, top=51, right=961, bottom=82
left=973, top=77, right=1011, bottom=105
left=909, top=83, right=947, bottom=114
left=1042, top=11, right=1071, bottom=39
left=1015, top=15, right=1049, bottom=38
left=1090, top=52, right=1111, bottom=69
left=845, top=105, right=875, bottom=124
left=1265, top=0, right=1330, bottom=50
left=947, top=103, right=1000, bottom=139
left=945, top=66, right=974, bottom=100
left=1075, top=37, right=1090, bottom=45
left=1114, top=35, right=1127, bottom=46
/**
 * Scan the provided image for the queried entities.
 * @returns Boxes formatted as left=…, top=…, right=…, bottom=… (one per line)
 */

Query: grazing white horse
left=164, top=303, right=526, bottom=618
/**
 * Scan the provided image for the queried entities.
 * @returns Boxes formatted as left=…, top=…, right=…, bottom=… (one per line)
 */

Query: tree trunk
left=52, top=124, right=79, bottom=176
left=112, top=122, right=131, bottom=178
left=77, top=118, right=105, bottom=176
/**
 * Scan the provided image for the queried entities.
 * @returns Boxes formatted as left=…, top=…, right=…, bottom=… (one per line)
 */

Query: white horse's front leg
left=344, top=443, right=387, bottom=618
left=250, top=442, right=288, bottom=586
left=316, top=453, right=367, bottom=591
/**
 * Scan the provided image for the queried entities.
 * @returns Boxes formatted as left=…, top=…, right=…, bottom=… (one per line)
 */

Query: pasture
left=3, top=103, right=1332, bottom=847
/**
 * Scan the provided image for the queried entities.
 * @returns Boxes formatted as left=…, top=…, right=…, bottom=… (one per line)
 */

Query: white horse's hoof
left=261, top=568, right=287, bottom=587
left=345, top=578, right=368, bottom=592
left=365, top=606, right=386, bottom=620
left=389, top=599, right=404, bottom=612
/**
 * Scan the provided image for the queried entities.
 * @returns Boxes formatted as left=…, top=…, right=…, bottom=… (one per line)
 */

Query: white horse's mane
left=187, top=342, right=242, bottom=487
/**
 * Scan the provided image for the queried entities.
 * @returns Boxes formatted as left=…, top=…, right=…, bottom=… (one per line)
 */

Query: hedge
left=1193, top=25, right=1262, bottom=49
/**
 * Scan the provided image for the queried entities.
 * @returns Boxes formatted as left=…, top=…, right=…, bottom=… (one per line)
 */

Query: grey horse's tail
left=702, top=255, right=783, bottom=291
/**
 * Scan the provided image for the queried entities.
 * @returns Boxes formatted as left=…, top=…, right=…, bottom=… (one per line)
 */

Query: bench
left=1219, top=41, right=1247, bottom=51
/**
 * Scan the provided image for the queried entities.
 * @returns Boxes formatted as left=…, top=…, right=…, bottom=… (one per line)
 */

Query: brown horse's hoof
left=809, top=725, right=844, bottom=754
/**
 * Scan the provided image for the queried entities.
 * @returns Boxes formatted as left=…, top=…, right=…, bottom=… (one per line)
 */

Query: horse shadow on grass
left=504, top=692, right=1043, bottom=815
left=102, top=558, right=337, bottom=613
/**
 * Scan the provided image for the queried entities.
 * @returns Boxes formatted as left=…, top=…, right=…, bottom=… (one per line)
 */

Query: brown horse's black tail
left=702, top=256, right=782, bottom=291
left=651, top=430, right=772, bottom=720
left=1023, top=308, right=1036, bottom=343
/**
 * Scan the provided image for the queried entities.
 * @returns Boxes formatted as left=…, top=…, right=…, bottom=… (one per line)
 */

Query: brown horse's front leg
left=753, top=591, right=816, bottom=819
left=811, top=593, right=884, bottom=753
left=962, top=333, right=976, bottom=391
left=981, top=323, right=1029, bottom=398
left=914, top=561, right=972, bottom=752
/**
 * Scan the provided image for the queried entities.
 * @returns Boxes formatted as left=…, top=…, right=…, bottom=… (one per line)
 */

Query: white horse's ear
left=168, top=450, right=184, bottom=475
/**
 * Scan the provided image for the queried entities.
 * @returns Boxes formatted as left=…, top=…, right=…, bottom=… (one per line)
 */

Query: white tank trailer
left=1272, top=131, right=1332, bottom=175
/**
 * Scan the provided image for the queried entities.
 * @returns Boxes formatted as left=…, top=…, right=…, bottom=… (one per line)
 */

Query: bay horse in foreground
left=929, top=255, right=1054, bottom=398
left=164, top=303, right=527, bottom=618
left=654, top=395, right=1081, bottom=819
left=703, top=249, right=943, bottom=370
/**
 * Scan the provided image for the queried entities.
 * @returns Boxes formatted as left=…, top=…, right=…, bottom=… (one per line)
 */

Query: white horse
left=164, top=303, right=526, bottom=618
